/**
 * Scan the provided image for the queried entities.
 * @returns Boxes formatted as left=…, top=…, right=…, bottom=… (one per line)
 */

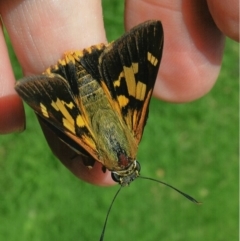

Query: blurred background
left=0, top=1, right=238, bottom=240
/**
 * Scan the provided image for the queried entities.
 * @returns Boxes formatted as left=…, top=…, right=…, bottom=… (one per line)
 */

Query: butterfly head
left=111, top=160, right=141, bottom=186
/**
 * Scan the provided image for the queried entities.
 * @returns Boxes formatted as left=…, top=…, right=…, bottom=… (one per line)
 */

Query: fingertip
left=207, top=0, right=239, bottom=42
left=0, top=94, right=25, bottom=134
left=71, top=160, right=116, bottom=186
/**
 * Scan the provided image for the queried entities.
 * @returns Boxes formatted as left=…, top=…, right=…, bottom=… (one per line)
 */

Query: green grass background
left=0, top=1, right=238, bottom=241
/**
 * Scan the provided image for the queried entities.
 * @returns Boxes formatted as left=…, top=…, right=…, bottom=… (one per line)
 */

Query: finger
left=1, top=0, right=114, bottom=185
left=0, top=21, right=25, bottom=134
left=0, top=0, right=107, bottom=75
left=125, top=0, right=225, bottom=102
left=207, top=0, right=239, bottom=42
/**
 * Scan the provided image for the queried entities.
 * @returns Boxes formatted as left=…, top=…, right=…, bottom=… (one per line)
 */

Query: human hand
left=0, top=0, right=238, bottom=185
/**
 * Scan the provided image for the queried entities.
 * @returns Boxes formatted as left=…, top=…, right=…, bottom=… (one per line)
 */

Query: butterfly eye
left=136, top=160, right=141, bottom=172
left=111, top=172, right=121, bottom=183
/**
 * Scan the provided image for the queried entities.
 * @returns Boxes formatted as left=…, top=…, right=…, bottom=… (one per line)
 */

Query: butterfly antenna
left=99, top=185, right=122, bottom=241
left=139, top=176, right=201, bottom=204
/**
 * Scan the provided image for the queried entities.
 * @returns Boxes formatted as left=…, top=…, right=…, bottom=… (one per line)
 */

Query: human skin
left=0, top=0, right=238, bottom=185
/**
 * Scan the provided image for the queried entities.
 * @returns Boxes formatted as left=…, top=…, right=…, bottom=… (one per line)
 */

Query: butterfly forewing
left=98, top=20, right=163, bottom=143
left=15, top=73, right=99, bottom=161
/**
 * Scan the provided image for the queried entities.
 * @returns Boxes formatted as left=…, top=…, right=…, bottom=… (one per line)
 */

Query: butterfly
left=15, top=20, right=202, bottom=240
left=15, top=20, right=164, bottom=185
